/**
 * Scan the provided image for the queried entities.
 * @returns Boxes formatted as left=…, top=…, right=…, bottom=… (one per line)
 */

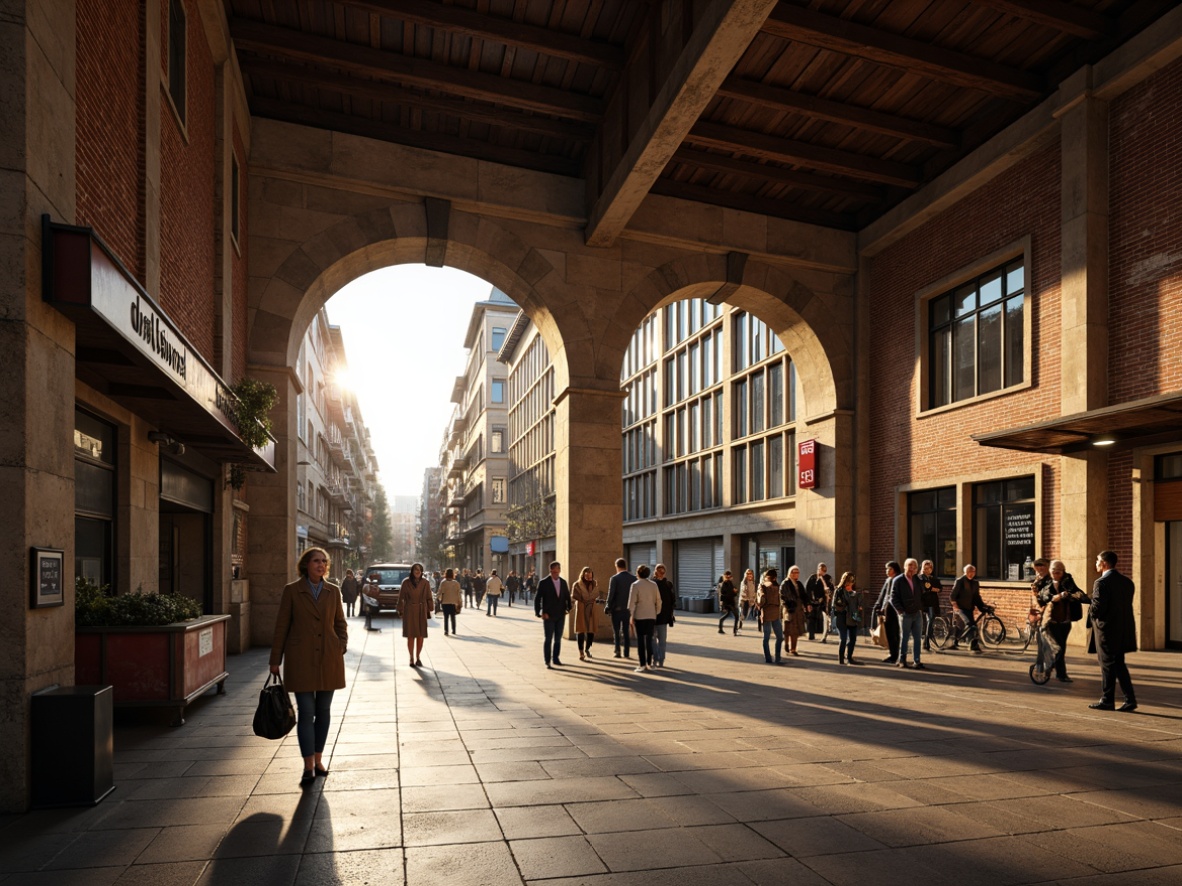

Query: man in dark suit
left=805, top=563, right=834, bottom=642
left=1088, top=550, right=1138, bottom=712
left=534, top=560, right=572, bottom=669
left=950, top=564, right=989, bottom=653
left=889, top=558, right=926, bottom=669
left=605, top=558, right=636, bottom=659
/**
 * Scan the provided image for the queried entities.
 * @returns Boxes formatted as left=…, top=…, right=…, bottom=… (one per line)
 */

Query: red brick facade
left=75, top=0, right=143, bottom=279
left=1108, top=56, right=1182, bottom=404
left=868, top=142, right=1063, bottom=573
left=232, top=122, right=249, bottom=381
left=158, top=0, right=217, bottom=358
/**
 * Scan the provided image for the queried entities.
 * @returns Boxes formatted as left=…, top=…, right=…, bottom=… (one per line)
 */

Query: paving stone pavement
left=2, top=605, right=1181, bottom=885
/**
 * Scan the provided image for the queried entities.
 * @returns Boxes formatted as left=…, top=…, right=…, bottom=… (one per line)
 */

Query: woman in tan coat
left=572, top=566, right=599, bottom=661
left=269, top=547, right=348, bottom=787
left=781, top=565, right=807, bottom=655
left=400, top=563, right=434, bottom=667
left=436, top=568, right=462, bottom=635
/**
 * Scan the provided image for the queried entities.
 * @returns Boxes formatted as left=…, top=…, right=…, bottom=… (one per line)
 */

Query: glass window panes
left=908, top=486, right=957, bottom=578
left=491, top=327, right=507, bottom=351
left=930, top=259, right=1026, bottom=408
left=973, top=477, right=1035, bottom=581
left=769, top=435, right=783, bottom=498
left=1156, top=453, right=1182, bottom=480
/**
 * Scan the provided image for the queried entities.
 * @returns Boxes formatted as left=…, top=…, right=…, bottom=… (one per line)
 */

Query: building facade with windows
left=499, top=312, right=557, bottom=576
left=437, top=289, right=517, bottom=572
left=294, top=311, right=380, bottom=578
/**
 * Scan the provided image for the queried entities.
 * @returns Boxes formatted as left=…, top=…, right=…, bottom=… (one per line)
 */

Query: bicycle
left=929, top=606, right=1005, bottom=650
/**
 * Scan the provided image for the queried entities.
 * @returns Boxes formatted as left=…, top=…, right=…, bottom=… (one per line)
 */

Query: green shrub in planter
left=76, top=578, right=202, bottom=626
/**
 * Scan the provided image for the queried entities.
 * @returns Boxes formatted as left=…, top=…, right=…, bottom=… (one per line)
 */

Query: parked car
left=362, top=563, right=414, bottom=614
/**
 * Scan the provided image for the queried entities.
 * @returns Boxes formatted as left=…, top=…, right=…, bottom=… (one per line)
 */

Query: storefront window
left=973, top=477, right=1035, bottom=581
left=909, top=486, right=957, bottom=577
left=75, top=408, right=116, bottom=586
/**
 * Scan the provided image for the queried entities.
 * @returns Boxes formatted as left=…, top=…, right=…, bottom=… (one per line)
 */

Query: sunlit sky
left=323, top=265, right=503, bottom=500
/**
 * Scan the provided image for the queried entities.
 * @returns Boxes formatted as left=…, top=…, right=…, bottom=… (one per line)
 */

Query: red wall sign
left=798, top=439, right=817, bottom=489
left=527, top=540, right=536, bottom=557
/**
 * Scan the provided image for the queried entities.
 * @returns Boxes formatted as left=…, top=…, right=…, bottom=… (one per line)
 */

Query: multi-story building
left=435, top=289, right=518, bottom=572
left=294, top=311, right=380, bottom=577
left=503, top=301, right=801, bottom=597
left=418, top=467, right=444, bottom=568
left=499, top=313, right=557, bottom=576
left=388, top=495, right=418, bottom=563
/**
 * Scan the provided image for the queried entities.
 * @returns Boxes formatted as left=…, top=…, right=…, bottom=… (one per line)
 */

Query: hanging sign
left=799, top=439, right=817, bottom=489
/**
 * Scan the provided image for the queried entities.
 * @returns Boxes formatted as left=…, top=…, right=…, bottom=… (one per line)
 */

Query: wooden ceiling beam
left=335, top=0, right=626, bottom=68
left=686, top=121, right=922, bottom=188
left=230, top=19, right=603, bottom=122
left=241, top=58, right=595, bottom=141
left=966, top=0, right=1111, bottom=39
left=249, top=96, right=582, bottom=176
left=716, top=76, right=960, bottom=150
left=668, top=148, right=885, bottom=200
left=649, top=179, right=857, bottom=230
left=583, top=0, right=782, bottom=247
left=762, top=3, right=1044, bottom=101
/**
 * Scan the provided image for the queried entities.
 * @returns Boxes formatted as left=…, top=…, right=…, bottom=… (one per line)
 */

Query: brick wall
left=1108, top=56, right=1182, bottom=404
left=158, top=0, right=217, bottom=360
left=232, top=121, right=248, bottom=381
left=867, top=141, right=1063, bottom=602
left=76, top=0, right=143, bottom=278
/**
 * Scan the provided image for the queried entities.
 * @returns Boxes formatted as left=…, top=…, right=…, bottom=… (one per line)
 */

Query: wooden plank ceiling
left=227, top=0, right=1173, bottom=245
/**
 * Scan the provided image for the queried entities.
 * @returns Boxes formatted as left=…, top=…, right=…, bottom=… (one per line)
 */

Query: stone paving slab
left=1, top=606, right=1181, bottom=884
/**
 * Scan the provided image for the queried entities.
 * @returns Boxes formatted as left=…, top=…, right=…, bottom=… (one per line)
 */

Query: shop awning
left=43, top=220, right=276, bottom=472
left=973, top=392, right=1182, bottom=455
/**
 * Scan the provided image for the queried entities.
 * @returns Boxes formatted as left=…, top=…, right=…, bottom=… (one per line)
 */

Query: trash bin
left=31, top=685, right=115, bottom=808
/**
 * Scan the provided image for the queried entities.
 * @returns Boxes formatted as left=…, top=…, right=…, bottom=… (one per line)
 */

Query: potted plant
left=74, top=579, right=230, bottom=725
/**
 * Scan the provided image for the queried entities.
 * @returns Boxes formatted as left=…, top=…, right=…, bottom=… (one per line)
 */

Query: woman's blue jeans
left=837, top=621, right=858, bottom=660
left=442, top=603, right=457, bottom=632
left=294, top=690, right=334, bottom=758
left=762, top=618, right=784, bottom=662
left=653, top=623, right=669, bottom=664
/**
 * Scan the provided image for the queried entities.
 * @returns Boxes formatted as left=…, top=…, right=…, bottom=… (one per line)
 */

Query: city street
left=2, top=605, right=1181, bottom=885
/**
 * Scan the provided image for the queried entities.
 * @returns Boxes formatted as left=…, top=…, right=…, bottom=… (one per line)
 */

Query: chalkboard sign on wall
left=31, top=547, right=65, bottom=609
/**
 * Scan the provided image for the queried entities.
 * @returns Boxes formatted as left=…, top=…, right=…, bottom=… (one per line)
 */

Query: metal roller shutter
left=628, top=543, right=656, bottom=572
left=675, top=538, right=717, bottom=598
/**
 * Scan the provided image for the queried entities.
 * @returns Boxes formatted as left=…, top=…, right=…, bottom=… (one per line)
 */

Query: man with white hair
left=950, top=564, right=988, bottom=654
left=889, top=558, right=925, bottom=669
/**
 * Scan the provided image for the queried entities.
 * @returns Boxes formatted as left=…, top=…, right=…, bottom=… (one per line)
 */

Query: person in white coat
left=628, top=564, right=661, bottom=673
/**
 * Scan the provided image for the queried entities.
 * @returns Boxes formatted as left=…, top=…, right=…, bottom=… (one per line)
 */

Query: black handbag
left=1068, top=597, right=1084, bottom=622
left=253, top=673, right=296, bottom=740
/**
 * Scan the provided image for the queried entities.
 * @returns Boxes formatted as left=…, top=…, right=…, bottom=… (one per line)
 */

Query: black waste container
left=31, top=685, right=115, bottom=808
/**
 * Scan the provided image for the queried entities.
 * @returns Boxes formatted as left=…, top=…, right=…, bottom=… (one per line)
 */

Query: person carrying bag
left=253, top=673, right=296, bottom=739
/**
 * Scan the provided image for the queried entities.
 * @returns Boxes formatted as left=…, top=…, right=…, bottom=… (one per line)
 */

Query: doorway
left=1168, top=522, right=1182, bottom=649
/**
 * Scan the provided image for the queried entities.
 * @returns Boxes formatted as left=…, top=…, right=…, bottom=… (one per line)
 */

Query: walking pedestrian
left=506, top=570, right=520, bottom=606
left=805, top=563, right=833, bottom=641
left=653, top=563, right=676, bottom=667
left=485, top=570, right=503, bottom=616
left=340, top=569, right=359, bottom=618
left=1034, top=559, right=1087, bottom=682
left=437, top=568, right=461, bottom=635
left=534, top=561, right=571, bottom=668
left=739, top=568, right=758, bottom=629
left=473, top=570, right=487, bottom=608
left=757, top=568, right=784, bottom=664
left=269, top=547, right=347, bottom=786
left=572, top=567, right=599, bottom=660
left=781, top=565, right=806, bottom=656
left=718, top=570, right=739, bottom=635
left=891, top=558, right=925, bottom=670
left=832, top=571, right=863, bottom=665
left=461, top=569, right=473, bottom=607
left=362, top=574, right=382, bottom=632
left=628, top=565, right=660, bottom=672
left=874, top=562, right=902, bottom=662
left=919, top=559, right=942, bottom=651
left=606, top=558, right=635, bottom=659
left=1088, top=550, right=1138, bottom=712
left=400, top=563, right=433, bottom=668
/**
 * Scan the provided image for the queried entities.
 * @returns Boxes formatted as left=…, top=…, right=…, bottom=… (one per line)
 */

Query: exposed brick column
left=1057, top=72, right=1110, bottom=599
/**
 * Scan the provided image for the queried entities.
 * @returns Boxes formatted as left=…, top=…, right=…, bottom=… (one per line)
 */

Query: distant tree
left=370, top=487, right=393, bottom=561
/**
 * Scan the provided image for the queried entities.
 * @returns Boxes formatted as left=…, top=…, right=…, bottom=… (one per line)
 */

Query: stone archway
left=607, top=253, right=858, bottom=579
left=244, top=197, right=630, bottom=642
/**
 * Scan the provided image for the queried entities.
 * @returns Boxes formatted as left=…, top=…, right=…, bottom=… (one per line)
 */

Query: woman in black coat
left=653, top=564, right=677, bottom=668
left=1037, top=559, right=1088, bottom=682
left=717, top=571, right=739, bottom=635
left=919, top=559, right=943, bottom=651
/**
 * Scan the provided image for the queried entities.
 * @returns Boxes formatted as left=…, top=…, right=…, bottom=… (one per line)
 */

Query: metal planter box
left=75, top=614, right=230, bottom=726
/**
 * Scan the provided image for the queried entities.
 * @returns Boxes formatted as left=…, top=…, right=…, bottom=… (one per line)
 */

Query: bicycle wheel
left=1029, top=662, right=1051, bottom=685
left=1021, top=622, right=1038, bottom=653
left=980, top=615, right=1006, bottom=648
left=931, top=616, right=951, bottom=650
